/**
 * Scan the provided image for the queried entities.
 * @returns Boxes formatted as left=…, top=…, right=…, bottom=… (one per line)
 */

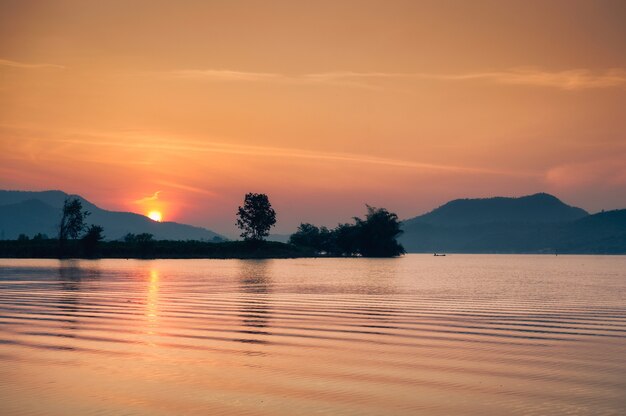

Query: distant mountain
left=0, top=199, right=59, bottom=239
left=404, top=193, right=588, bottom=227
left=552, top=209, right=626, bottom=254
left=267, top=233, right=291, bottom=243
left=0, top=190, right=225, bottom=241
left=400, top=194, right=626, bottom=254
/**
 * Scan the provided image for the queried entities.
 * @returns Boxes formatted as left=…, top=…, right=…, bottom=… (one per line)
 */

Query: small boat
left=433, top=253, right=446, bottom=257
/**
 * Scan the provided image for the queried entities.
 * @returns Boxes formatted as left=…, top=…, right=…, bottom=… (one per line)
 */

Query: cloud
left=166, top=69, right=281, bottom=81
left=134, top=191, right=161, bottom=204
left=425, top=68, right=626, bottom=90
left=0, top=58, right=65, bottom=70
left=154, top=180, right=216, bottom=196
left=160, top=67, right=626, bottom=90
left=50, top=130, right=539, bottom=178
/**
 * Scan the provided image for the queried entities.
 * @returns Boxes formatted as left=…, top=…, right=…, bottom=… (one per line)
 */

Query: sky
left=1, top=0, right=625, bottom=236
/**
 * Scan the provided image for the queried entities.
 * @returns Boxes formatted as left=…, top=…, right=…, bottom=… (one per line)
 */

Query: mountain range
left=1, top=190, right=625, bottom=254
left=399, top=193, right=626, bottom=254
left=0, top=190, right=224, bottom=241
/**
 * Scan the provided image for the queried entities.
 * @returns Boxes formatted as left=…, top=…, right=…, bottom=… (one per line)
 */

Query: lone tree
left=236, top=193, right=276, bottom=241
left=58, top=197, right=90, bottom=241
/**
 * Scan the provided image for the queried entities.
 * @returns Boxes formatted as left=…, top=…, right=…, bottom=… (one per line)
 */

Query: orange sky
left=1, top=0, right=626, bottom=235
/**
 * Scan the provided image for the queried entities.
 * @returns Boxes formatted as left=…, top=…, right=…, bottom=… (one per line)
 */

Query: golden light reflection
left=146, top=268, right=160, bottom=336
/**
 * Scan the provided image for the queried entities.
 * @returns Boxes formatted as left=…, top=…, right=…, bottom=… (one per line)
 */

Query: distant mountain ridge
left=0, top=190, right=224, bottom=241
left=400, top=193, right=625, bottom=254
left=404, top=193, right=588, bottom=227
left=2, top=190, right=624, bottom=253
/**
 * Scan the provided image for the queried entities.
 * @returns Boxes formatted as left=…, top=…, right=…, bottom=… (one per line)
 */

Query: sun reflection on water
left=145, top=268, right=159, bottom=336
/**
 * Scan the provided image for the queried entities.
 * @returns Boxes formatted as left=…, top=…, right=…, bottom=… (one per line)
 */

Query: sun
left=147, top=210, right=162, bottom=222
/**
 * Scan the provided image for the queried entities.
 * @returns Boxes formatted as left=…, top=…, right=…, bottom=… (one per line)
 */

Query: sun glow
left=148, top=210, right=163, bottom=222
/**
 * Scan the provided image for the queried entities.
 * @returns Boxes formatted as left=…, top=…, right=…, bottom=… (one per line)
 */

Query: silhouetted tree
left=332, top=223, right=361, bottom=256
left=123, top=233, right=153, bottom=243
left=354, top=206, right=405, bottom=257
left=17, top=234, right=29, bottom=241
left=123, top=233, right=155, bottom=257
left=290, top=223, right=333, bottom=253
left=289, top=223, right=320, bottom=247
left=236, top=193, right=276, bottom=241
left=289, top=206, right=405, bottom=257
left=135, top=233, right=154, bottom=244
left=58, top=198, right=90, bottom=241
left=81, top=225, right=104, bottom=257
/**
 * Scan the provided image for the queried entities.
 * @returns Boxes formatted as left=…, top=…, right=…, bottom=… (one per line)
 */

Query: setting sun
left=147, top=211, right=162, bottom=222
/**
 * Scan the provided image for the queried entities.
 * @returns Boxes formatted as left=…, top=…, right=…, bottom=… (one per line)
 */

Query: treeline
left=289, top=206, right=405, bottom=257
left=2, top=194, right=405, bottom=259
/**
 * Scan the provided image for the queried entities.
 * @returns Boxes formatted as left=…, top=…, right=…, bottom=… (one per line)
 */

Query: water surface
left=1, top=255, right=625, bottom=415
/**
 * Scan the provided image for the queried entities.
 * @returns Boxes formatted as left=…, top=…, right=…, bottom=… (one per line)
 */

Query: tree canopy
left=81, top=225, right=105, bottom=256
left=236, top=193, right=277, bottom=241
left=354, top=205, right=405, bottom=257
left=289, top=206, right=405, bottom=257
left=58, top=198, right=90, bottom=240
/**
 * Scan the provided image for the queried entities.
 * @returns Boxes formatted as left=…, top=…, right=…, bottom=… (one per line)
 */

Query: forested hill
left=0, top=190, right=224, bottom=241
left=403, top=193, right=588, bottom=227
left=400, top=194, right=625, bottom=254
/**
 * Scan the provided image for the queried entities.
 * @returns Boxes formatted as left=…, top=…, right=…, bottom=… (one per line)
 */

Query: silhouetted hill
left=400, top=193, right=625, bottom=254
left=552, top=209, right=626, bottom=254
left=404, top=193, right=588, bottom=227
left=0, top=190, right=224, bottom=241
left=0, top=199, right=59, bottom=239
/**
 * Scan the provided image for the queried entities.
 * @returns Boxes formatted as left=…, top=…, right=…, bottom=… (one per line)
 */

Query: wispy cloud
left=160, top=67, right=626, bottom=90
left=0, top=58, right=65, bottom=70
left=167, top=69, right=280, bottom=81
left=134, top=191, right=161, bottom=204
left=154, top=180, right=216, bottom=196
left=48, top=130, right=539, bottom=178
left=416, top=68, right=626, bottom=90
left=304, top=68, right=626, bottom=90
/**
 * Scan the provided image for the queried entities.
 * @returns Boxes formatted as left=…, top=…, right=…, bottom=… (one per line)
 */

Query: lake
left=0, top=255, right=625, bottom=415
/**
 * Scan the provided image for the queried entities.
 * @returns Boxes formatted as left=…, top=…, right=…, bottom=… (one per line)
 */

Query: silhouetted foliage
left=289, top=224, right=323, bottom=250
left=289, top=223, right=339, bottom=254
left=81, top=225, right=104, bottom=257
left=354, top=206, right=405, bottom=257
left=289, top=206, right=405, bottom=257
left=136, top=233, right=154, bottom=243
left=17, top=234, right=29, bottom=241
left=122, top=233, right=154, bottom=257
left=236, top=193, right=277, bottom=241
left=83, top=225, right=104, bottom=241
left=123, top=233, right=154, bottom=243
left=332, top=223, right=361, bottom=256
left=58, top=198, right=90, bottom=241
left=32, top=233, right=49, bottom=240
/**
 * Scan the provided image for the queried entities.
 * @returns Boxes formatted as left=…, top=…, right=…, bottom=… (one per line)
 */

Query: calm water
left=0, top=255, right=625, bottom=415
